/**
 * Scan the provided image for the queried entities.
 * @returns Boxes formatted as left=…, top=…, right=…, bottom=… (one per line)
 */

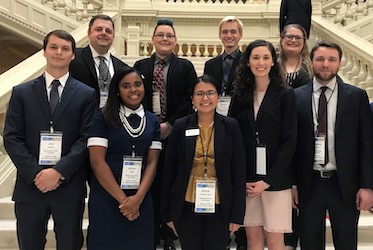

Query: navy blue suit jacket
left=161, top=113, right=246, bottom=225
left=70, top=46, right=130, bottom=105
left=279, top=0, right=312, bottom=38
left=294, top=77, right=373, bottom=204
left=204, top=51, right=242, bottom=95
left=133, top=53, right=197, bottom=125
left=4, top=75, right=96, bottom=202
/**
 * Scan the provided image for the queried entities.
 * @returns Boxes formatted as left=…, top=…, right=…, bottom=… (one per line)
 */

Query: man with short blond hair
left=204, top=16, right=243, bottom=117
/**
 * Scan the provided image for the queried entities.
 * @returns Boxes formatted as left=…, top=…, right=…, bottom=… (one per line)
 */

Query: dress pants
left=15, top=200, right=84, bottom=250
left=299, top=173, right=359, bottom=250
left=175, top=203, right=230, bottom=250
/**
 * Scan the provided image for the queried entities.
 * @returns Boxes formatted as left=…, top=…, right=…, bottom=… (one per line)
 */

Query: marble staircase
left=1, top=196, right=372, bottom=249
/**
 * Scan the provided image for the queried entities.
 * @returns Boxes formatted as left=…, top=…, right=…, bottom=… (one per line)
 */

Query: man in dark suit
left=70, top=14, right=130, bottom=108
left=204, top=16, right=243, bottom=117
left=3, top=30, right=96, bottom=250
left=134, top=18, right=197, bottom=250
left=293, top=40, right=373, bottom=250
left=279, top=0, right=312, bottom=39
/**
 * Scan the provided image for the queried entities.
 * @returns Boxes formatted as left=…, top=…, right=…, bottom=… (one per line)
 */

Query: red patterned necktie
left=153, top=60, right=166, bottom=121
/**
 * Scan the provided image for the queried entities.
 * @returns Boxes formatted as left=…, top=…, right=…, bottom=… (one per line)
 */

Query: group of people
left=3, top=12, right=373, bottom=250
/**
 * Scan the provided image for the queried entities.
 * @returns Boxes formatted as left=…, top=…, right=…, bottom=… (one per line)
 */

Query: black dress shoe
left=163, top=239, right=176, bottom=250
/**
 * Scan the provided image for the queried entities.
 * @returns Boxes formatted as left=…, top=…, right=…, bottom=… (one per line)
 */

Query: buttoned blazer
left=203, top=51, right=242, bottom=95
left=160, top=113, right=246, bottom=225
left=133, top=53, right=197, bottom=125
left=229, top=82, right=297, bottom=190
left=4, top=75, right=97, bottom=202
left=279, top=0, right=312, bottom=38
left=293, top=77, right=373, bottom=204
left=70, top=46, right=130, bottom=105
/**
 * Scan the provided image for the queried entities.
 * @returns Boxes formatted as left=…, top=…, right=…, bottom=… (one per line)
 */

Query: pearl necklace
left=119, top=107, right=146, bottom=138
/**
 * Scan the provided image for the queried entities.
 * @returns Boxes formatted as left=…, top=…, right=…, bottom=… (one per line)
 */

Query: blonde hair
left=279, top=24, right=313, bottom=80
left=219, top=16, right=243, bottom=35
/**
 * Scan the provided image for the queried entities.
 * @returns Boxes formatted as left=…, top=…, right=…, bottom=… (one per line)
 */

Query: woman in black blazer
left=161, top=75, right=246, bottom=250
left=229, top=40, right=297, bottom=250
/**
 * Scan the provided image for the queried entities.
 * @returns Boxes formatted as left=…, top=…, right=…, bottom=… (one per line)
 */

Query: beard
left=314, top=71, right=337, bottom=83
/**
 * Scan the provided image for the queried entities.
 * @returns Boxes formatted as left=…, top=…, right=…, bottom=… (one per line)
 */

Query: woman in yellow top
left=161, top=75, right=246, bottom=250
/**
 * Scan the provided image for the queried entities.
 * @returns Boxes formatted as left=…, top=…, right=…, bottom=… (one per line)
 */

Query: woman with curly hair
left=229, top=40, right=297, bottom=250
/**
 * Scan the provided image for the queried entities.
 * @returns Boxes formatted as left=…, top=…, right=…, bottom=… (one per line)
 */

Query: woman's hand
left=119, top=195, right=141, bottom=215
left=246, top=180, right=269, bottom=197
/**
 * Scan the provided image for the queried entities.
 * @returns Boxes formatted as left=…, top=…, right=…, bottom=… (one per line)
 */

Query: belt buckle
left=320, top=171, right=331, bottom=178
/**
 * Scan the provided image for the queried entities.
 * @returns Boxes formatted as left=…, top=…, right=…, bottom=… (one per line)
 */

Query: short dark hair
left=193, top=74, right=220, bottom=95
left=103, top=67, right=143, bottom=127
left=310, top=40, right=343, bottom=60
left=43, top=29, right=76, bottom=52
left=88, top=15, right=115, bottom=31
left=153, top=18, right=176, bottom=37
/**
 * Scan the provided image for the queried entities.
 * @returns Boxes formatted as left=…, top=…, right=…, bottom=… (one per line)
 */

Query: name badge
left=216, top=96, right=231, bottom=116
left=99, top=91, right=108, bottom=109
left=152, top=91, right=161, bottom=115
left=185, top=128, right=200, bottom=137
left=194, top=179, right=216, bottom=213
left=256, top=145, right=267, bottom=175
left=39, top=131, right=63, bottom=165
left=315, top=135, right=326, bottom=165
left=121, top=156, right=143, bottom=189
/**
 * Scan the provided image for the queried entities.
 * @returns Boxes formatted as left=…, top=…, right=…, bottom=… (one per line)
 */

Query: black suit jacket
left=133, top=53, right=197, bottom=125
left=294, top=78, right=373, bottom=204
left=70, top=46, right=130, bottom=105
left=4, top=75, right=96, bottom=202
left=204, top=51, right=242, bottom=95
left=229, top=82, right=297, bottom=190
left=161, top=113, right=246, bottom=225
left=279, top=0, right=312, bottom=38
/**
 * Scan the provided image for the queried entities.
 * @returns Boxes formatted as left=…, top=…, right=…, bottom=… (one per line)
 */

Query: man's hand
left=356, top=188, right=373, bottom=211
left=34, top=168, right=62, bottom=193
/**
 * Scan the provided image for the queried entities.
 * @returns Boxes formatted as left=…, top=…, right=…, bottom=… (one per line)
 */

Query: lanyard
left=199, top=125, right=214, bottom=178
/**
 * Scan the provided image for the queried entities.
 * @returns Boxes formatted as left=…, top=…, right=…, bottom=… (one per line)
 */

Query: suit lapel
left=213, top=114, right=224, bottom=177
left=185, top=114, right=198, bottom=175
left=52, top=77, right=78, bottom=123
left=32, top=75, right=51, bottom=119
left=303, top=83, right=314, bottom=128
left=335, top=79, right=349, bottom=133
left=82, top=46, right=98, bottom=81
left=256, top=81, right=280, bottom=128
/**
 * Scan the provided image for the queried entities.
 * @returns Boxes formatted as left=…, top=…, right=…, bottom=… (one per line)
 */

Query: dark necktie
left=153, top=60, right=166, bottom=121
left=98, top=56, right=111, bottom=91
left=50, top=80, right=60, bottom=114
left=317, top=86, right=328, bottom=165
left=222, top=55, right=233, bottom=91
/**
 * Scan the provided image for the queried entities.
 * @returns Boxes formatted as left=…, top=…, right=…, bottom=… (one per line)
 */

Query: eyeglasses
left=193, top=90, right=218, bottom=98
left=154, top=33, right=176, bottom=40
left=284, top=34, right=304, bottom=41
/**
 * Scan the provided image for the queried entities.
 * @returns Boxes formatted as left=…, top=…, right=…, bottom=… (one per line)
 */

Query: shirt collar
left=45, top=71, right=69, bottom=88
left=154, top=54, right=171, bottom=66
left=120, top=104, right=145, bottom=118
left=90, top=45, right=110, bottom=61
left=312, top=76, right=337, bottom=93
left=222, top=48, right=239, bottom=60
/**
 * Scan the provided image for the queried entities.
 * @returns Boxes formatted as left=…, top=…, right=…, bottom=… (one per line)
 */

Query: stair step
left=1, top=196, right=372, bottom=249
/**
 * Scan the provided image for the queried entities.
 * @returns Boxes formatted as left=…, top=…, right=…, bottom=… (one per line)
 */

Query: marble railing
left=1, top=0, right=373, bottom=198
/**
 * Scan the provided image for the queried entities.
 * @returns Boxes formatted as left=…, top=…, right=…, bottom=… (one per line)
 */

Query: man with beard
left=293, top=40, right=373, bottom=249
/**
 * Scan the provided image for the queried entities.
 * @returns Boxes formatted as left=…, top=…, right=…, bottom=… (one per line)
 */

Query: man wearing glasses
left=134, top=18, right=197, bottom=250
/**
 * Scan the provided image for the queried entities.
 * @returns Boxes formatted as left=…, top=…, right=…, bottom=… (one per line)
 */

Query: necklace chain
left=119, top=107, right=146, bottom=138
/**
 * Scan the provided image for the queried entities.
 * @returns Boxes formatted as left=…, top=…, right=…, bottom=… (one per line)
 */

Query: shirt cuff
left=150, top=141, right=162, bottom=150
left=87, top=137, right=108, bottom=148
